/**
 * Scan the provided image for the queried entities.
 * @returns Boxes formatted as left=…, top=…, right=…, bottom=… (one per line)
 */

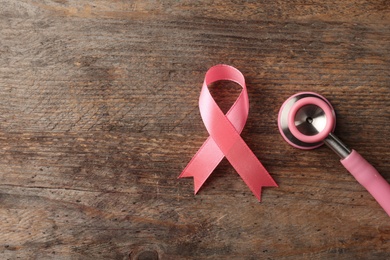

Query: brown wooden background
left=1, top=1, right=389, bottom=259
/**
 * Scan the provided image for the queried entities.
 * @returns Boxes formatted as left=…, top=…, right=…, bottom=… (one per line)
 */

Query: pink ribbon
left=179, top=64, right=277, bottom=201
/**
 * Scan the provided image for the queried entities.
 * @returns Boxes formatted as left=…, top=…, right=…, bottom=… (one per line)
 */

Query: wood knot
left=131, top=250, right=159, bottom=260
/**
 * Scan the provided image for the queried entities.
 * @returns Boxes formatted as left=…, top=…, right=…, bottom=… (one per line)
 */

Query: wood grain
left=0, top=0, right=389, bottom=259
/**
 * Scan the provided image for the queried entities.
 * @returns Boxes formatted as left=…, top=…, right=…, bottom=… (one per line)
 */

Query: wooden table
left=1, top=1, right=389, bottom=259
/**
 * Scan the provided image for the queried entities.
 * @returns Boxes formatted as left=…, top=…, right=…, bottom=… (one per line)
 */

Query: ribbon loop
left=179, top=64, right=277, bottom=201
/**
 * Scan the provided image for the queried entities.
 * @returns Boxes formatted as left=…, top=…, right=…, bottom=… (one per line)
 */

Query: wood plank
left=0, top=0, right=389, bottom=259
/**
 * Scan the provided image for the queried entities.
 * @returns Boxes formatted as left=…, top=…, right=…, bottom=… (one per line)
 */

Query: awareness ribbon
left=179, top=64, right=277, bottom=201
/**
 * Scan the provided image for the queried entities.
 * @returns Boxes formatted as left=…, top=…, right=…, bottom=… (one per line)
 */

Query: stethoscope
left=278, top=92, right=390, bottom=217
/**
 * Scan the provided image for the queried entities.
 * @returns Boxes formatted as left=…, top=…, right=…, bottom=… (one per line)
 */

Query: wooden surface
left=1, top=1, right=389, bottom=259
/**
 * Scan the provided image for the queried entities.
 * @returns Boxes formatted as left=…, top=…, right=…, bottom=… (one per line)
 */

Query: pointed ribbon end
left=178, top=171, right=206, bottom=195
left=252, top=177, right=279, bottom=202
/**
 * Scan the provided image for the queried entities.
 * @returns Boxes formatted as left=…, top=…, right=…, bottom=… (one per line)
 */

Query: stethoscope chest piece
left=278, top=91, right=390, bottom=217
left=278, top=92, right=336, bottom=150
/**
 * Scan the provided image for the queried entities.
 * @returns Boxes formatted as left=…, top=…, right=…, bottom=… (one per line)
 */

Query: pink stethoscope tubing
left=341, top=150, right=390, bottom=217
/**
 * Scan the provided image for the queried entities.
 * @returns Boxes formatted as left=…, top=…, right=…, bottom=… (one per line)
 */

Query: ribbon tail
left=179, top=170, right=208, bottom=195
left=179, top=136, right=225, bottom=194
left=226, top=139, right=278, bottom=202
left=245, top=170, right=278, bottom=202
left=241, top=169, right=278, bottom=202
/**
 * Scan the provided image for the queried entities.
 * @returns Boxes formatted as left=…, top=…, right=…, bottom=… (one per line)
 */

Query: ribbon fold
left=179, top=64, right=277, bottom=201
